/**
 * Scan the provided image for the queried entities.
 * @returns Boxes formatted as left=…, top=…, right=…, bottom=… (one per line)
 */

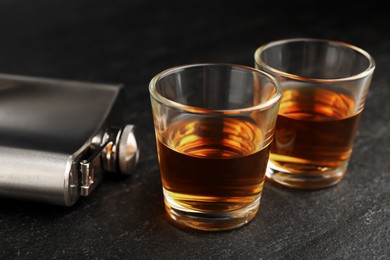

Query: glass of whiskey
left=255, top=38, right=375, bottom=189
left=149, top=63, right=281, bottom=231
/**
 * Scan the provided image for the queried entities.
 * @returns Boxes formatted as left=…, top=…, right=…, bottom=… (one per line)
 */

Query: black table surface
left=1, top=1, right=389, bottom=259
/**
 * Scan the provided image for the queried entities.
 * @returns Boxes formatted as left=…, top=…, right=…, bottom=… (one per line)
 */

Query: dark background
left=0, top=1, right=389, bottom=259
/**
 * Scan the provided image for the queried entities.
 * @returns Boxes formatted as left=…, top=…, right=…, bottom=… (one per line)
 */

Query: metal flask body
left=0, top=74, right=139, bottom=206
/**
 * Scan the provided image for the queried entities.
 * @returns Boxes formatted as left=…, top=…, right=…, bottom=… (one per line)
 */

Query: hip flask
left=0, top=74, right=139, bottom=206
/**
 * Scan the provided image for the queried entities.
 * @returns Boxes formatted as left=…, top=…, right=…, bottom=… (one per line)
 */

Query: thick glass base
left=164, top=191, right=261, bottom=231
left=266, top=161, right=348, bottom=189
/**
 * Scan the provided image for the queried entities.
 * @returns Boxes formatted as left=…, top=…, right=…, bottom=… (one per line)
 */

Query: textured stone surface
left=0, top=1, right=389, bottom=259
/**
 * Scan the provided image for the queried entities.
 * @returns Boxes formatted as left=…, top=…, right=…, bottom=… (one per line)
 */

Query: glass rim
left=254, top=38, right=376, bottom=83
left=149, top=63, right=282, bottom=115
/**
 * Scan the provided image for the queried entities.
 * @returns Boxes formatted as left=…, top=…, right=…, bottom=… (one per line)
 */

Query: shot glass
left=149, top=63, right=281, bottom=231
left=254, top=38, right=375, bottom=189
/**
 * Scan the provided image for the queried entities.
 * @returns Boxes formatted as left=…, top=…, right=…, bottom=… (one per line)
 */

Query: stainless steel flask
left=0, top=74, right=139, bottom=206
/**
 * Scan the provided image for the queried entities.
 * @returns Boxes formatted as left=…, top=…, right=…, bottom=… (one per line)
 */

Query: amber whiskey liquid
left=268, top=87, right=361, bottom=188
left=156, top=116, right=271, bottom=229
